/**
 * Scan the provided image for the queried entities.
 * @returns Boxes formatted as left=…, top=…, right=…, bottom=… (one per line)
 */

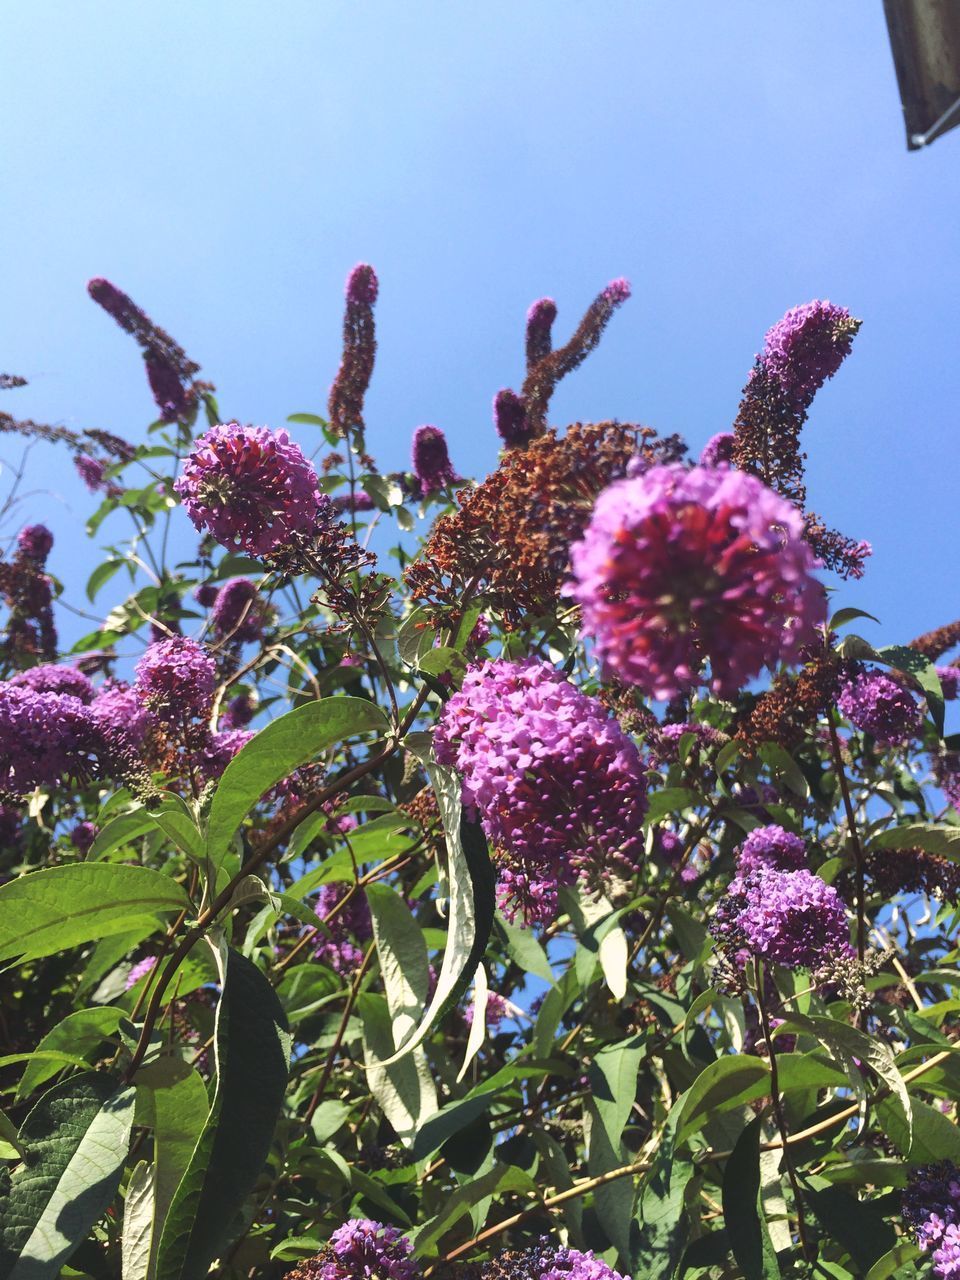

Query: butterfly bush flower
left=525, top=296, right=557, bottom=368
left=90, top=680, right=157, bottom=751
left=10, top=664, right=94, bottom=703
left=221, top=692, right=256, bottom=730
left=735, top=825, right=807, bottom=876
left=904, top=1162, right=960, bottom=1278
left=198, top=728, right=254, bottom=783
left=125, top=955, right=158, bottom=990
left=434, top=657, right=648, bottom=924
left=75, top=453, right=107, bottom=492
left=493, top=388, right=529, bottom=447
left=699, top=432, right=735, bottom=467
left=568, top=464, right=825, bottom=700
left=712, top=867, right=850, bottom=970
left=838, top=667, right=923, bottom=745
left=460, top=1242, right=627, bottom=1280
left=69, top=821, right=98, bottom=854
left=175, top=423, right=323, bottom=555
left=284, top=1219, right=419, bottom=1280
left=17, top=524, right=53, bottom=562
left=134, top=636, right=216, bottom=725
left=211, top=578, right=264, bottom=643
left=411, top=425, right=459, bottom=496
left=314, top=883, right=372, bottom=975
left=0, top=685, right=99, bottom=795
left=756, top=299, right=860, bottom=413
left=937, top=666, right=960, bottom=702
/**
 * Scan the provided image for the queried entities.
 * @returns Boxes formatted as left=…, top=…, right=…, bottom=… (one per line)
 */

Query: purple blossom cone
left=493, top=388, right=530, bottom=448
left=904, top=1162, right=960, bottom=1278
left=174, top=423, right=323, bottom=556
left=10, top=664, right=95, bottom=703
left=411, top=425, right=459, bottom=496
left=838, top=667, right=923, bottom=745
left=435, top=657, right=648, bottom=924
left=567, top=463, right=826, bottom=700
left=525, top=297, right=557, bottom=369
left=712, top=867, right=850, bottom=970
left=90, top=680, right=157, bottom=751
left=134, top=636, right=216, bottom=725
left=757, top=299, right=861, bottom=413
left=321, top=1219, right=419, bottom=1280
left=17, top=525, right=53, bottom=562
left=0, top=685, right=100, bottom=796
left=211, top=578, right=263, bottom=643
left=314, top=883, right=372, bottom=974
left=735, top=825, right=807, bottom=876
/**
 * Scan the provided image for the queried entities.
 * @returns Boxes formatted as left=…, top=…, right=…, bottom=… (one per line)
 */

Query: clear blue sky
left=1, top=3, right=957, bottom=651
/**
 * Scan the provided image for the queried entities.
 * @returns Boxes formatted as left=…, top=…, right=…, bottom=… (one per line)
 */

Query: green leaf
left=86, top=558, right=125, bottom=603
left=803, top=1180, right=897, bottom=1273
left=204, top=696, right=390, bottom=869
left=587, top=1036, right=645, bottom=1264
left=89, top=809, right=160, bottom=860
left=121, top=1160, right=156, bottom=1280
left=829, top=607, right=880, bottom=631
left=411, top=1090, right=501, bottom=1161
left=635, top=1108, right=693, bottom=1278
left=135, top=1057, right=210, bottom=1278
left=286, top=412, right=328, bottom=426
left=675, top=1055, right=771, bottom=1146
left=721, top=1116, right=780, bottom=1279
left=0, top=865, right=190, bottom=965
left=864, top=1241, right=922, bottom=1279
left=365, top=883, right=431, bottom=1045
left=17, top=1008, right=123, bottom=1100
left=644, top=787, right=698, bottom=826
left=458, top=964, right=489, bottom=1083
left=758, top=743, right=809, bottom=799
left=359, top=994, right=438, bottom=1148
left=372, top=744, right=495, bottom=1064
left=871, top=823, right=960, bottom=860
left=154, top=948, right=290, bottom=1280
left=0, top=1071, right=135, bottom=1280
left=876, top=643, right=944, bottom=736
left=876, top=1096, right=960, bottom=1162
left=497, top=915, right=555, bottom=985
left=412, top=1164, right=537, bottom=1255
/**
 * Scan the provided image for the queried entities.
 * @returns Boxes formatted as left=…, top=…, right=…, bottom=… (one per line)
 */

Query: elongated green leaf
left=135, top=1057, right=210, bottom=1278
left=864, top=1240, right=922, bottom=1279
left=497, top=914, right=554, bottom=985
left=876, top=1096, right=960, bottom=1162
left=18, top=1007, right=123, bottom=1099
left=872, top=823, right=960, bottom=860
left=154, top=948, right=290, bottom=1280
left=412, top=1164, right=537, bottom=1255
left=359, top=994, right=437, bottom=1148
left=0, top=1071, right=135, bottom=1280
left=636, top=1108, right=693, bottom=1278
left=204, top=696, right=390, bottom=867
left=722, top=1116, right=780, bottom=1280
left=675, top=1055, right=770, bottom=1146
left=803, top=1178, right=896, bottom=1272
left=0, top=865, right=190, bottom=965
left=365, top=883, right=431, bottom=1046
left=372, top=748, right=495, bottom=1065
left=90, top=810, right=160, bottom=861
left=122, top=1160, right=156, bottom=1280
left=458, top=964, right=489, bottom=1083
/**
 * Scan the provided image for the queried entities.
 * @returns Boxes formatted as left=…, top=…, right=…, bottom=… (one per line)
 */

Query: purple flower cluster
left=735, top=825, right=807, bottom=876
left=175, top=423, right=323, bottom=556
left=221, top=692, right=257, bottom=730
left=938, top=667, right=960, bottom=702
left=755, top=299, right=861, bottom=413
left=904, top=1163, right=960, bottom=1278
left=198, top=728, right=254, bottom=784
left=525, top=297, right=557, bottom=368
left=838, top=667, right=923, bottom=745
left=125, top=955, right=158, bottom=990
left=321, top=1219, right=419, bottom=1280
left=652, top=720, right=724, bottom=764
left=10, top=664, right=94, bottom=703
left=568, top=464, right=825, bottom=700
left=134, top=637, right=216, bottom=726
left=17, top=524, right=53, bottom=561
left=434, top=657, right=648, bottom=924
left=654, top=827, right=701, bottom=883
left=210, top=578, right=265, bottom=643
left=411, top=426, right=459, bottom=496
left=314, top=883, right=372, bottom=974
left=468, top=1241, right=627, bottom=1280
left=712, top=867, right=850, bottom=970
left=0, top=684, right=99, bottom=796
left=464, top=989, right=513, bottom=1029
left=492, top=388, right=529, bottom=448
left=90, top=680, right=156, bottom=751
left=75, top=453, right=107, bottom=492
left=698, top=432, right=735, bottom=467
left=70, top=821, right=98, bottom=854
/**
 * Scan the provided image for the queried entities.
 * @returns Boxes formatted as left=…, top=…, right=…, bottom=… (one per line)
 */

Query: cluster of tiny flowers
left=125, top=955, right=158, bottom=990
left=0, top=684, right=99, bottom=796
left=654, top=828, right=700, bottom=883
left=220, top=692, right=256, bottom=729
left=10, top=663, right=94, bottom=703
left=198, top=728, right=254, bottom=784
left=17, top=524, right=53, bottom=561
left=464, top=989, right=515, bottom=1030
left=134, top=637, right=216, bottom=726
left=313, top=883, right=372, bottom=974
left=74, top=453, right=107, bottom=492
left=283, top=1219, right=420, bottom=1280
left=411, top=425, right=460, bottom=496
left=434, top=658, right=647, bottom=924
left=755, top=299, right=860, bottom=413
left=837, top=667, right=923, bottom=745
left=712, top=867, right=850, bottom=970
left=210, top=578, right=265, bottom=643
left=462, top=1241, right=627, bottom=1280
left=568, top=464, right=825, bottom=700
left=735, top=825, right=807, bottom=876
left=89, top=680, right=156, bottom=751
left=651, top=720, right=725, bottom=764
left=698, top=432, right=735, bottom=467
left=69, top=821, right=98, bottom=854
left=938, top=666, right=960, bottom=701
left=904, top=1163, right=960, bottom=1278
left=175, top=423, right=323, bottom=555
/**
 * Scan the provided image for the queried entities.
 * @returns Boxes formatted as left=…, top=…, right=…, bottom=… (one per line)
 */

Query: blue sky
left=1, top=3, right=957, bottom=652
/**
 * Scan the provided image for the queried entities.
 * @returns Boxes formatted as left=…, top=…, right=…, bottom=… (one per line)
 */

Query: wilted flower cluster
left=568, top=463, right=825, bottom=699
left=435, top=657, right=648, bottom=923
left=903, top=1162, right=960, bottom=1278
left=328, top=264, right=379, bottom=441
left=712, top=867, right=850, bottom=971
left=837, top=667, right=923, bottom=745
left=175, top=423, right=324, bottom=555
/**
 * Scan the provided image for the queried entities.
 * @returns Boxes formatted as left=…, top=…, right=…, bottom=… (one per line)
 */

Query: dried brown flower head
left=736, top=649, right=843, bottom=752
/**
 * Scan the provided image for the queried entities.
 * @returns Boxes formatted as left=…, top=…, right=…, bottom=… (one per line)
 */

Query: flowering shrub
left=0, top=273, right=958, bottom=1280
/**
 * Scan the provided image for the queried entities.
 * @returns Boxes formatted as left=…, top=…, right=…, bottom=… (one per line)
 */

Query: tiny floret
left=838, top=667, right=923, bottom=745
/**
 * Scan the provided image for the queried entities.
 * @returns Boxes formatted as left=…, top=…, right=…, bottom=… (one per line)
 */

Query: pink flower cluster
left=321, top=1219, right=419, bottom=1280
left=175, top=423, right=323, bottom=556
left=435, top=657, right=647, bottom=924
left=838, top=667, right=923, bottom=745
left=712, top=866, right=850, bottom=970
left=568, top=463, right=825, bottom=699
left=756, top=299, right=860, bottom=413
left=735, top=824, right=807, bottom=876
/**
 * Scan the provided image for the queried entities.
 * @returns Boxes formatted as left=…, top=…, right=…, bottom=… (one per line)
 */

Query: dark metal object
left=884, top=0, right=960, bottom=148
